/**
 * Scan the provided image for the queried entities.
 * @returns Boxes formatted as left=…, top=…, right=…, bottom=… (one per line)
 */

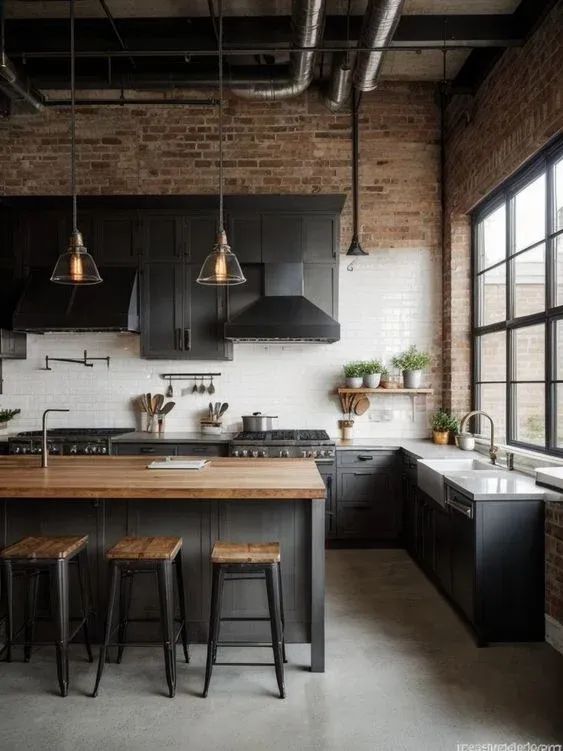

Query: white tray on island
left=147, top=458, right=209, bottom=470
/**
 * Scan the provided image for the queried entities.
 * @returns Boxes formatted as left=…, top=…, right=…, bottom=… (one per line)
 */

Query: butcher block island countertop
left=0, top=456, right=326, bottom=500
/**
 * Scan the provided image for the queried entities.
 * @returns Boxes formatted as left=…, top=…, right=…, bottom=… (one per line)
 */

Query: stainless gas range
left=230, top=429, right=335, bottom=463
left=9, top=428, right=135, bottom=456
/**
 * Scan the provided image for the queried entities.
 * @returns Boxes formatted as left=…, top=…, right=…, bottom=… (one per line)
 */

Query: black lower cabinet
left=317, top=465, right=336, bottom=539
left=112, top=442, right=227, bottom=458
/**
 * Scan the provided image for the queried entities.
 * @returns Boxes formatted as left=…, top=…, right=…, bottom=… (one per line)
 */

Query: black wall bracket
left=42, top=349, right=111, bottom=371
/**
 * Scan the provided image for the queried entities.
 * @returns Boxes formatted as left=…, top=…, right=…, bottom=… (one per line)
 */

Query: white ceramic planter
left=363, top=373, right=381, bottom=388
left=402, top=369, right=422, bottom=389
left=345, top=377, right=363, bottom=388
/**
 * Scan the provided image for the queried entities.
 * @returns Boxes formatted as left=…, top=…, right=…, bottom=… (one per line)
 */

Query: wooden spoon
left=153, top=394, right=164, bottom=415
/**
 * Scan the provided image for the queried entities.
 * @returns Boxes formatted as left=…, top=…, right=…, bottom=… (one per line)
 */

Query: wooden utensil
left=218, top=402, right=229, bottom=418
left=153, top=394, right=164, bottom=415
left=353, top=395, right=370, bottom=416
left=146, top=393, right=153, bottom=415
left=138, top=395, right=148, bottom=413
left=159, top=401, right=175, bottom=416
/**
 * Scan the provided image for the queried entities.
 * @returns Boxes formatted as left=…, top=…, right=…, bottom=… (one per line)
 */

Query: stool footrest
left=217, top=641, right=277, bottom=647
left=213, top=662, right=276, bottom=667
left=219, top=616, right=271, bottom=622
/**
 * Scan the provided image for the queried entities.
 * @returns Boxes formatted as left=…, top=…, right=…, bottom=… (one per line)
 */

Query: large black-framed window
left=472, top=136, right=563, bottom=456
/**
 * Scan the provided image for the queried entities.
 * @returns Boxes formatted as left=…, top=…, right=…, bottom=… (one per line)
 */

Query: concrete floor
left=1, top=549, right=563, bottom=751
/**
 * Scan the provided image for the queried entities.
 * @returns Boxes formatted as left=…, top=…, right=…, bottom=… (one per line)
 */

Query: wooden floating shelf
left=336, top=387, right=434, bottom=422
left=337, top=387, right=433, bottom=395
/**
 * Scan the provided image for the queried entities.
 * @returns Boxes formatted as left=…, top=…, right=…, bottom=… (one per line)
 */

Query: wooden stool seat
left=106, top=536, right=182, bottom=561
left=1, top=535, right=88, bottom=561
left=211, top=541, right=281, bottom=565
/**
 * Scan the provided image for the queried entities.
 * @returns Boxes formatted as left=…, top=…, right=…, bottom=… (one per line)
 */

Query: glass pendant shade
left=197, top=230, right=246, bottom=286
left=50, top=230, right=103, bottom=285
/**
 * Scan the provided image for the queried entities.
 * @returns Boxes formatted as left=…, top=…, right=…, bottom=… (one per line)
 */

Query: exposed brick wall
left=443, top=0, right=563, bottom=640
left=0, top=82, right=441, bottom=256
left=443, top=1, right=563, bottom=418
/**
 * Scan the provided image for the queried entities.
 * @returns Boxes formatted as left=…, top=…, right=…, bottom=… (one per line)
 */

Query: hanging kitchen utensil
left=166, top=377, right=174, bottom=398
left=192, top=378, right=199, bottom=394
left=354, top=395, right=370, bottom=416
left=208, top=376, right=215, bottom=395
left=198, top=377, right=206, bottom=394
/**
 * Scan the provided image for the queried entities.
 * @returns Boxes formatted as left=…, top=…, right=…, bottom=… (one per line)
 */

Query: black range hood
left=13, top=267, right=139, bottom=333
left=225, top=263, right=340, bottom=343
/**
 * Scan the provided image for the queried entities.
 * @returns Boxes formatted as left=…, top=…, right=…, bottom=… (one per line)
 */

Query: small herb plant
left=343, top=362, right=364, bottom=379
left=362, top=359, right=385, bottom=375
left=431, top=410, right=459, bottom=434
left=0, top=408, right=20, bottom=423
left=392, top=345, right=431, bottom=372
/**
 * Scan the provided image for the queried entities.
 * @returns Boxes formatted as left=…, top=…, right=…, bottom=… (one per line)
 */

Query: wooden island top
left=0, top=456, right=326, bottom=500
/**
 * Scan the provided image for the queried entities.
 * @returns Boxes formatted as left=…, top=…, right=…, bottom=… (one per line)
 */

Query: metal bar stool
left=92, top=536, right=189, bottom=699
left=203, top=541, right=286, bottom=699
left=0, top=535, right=94, bottom=697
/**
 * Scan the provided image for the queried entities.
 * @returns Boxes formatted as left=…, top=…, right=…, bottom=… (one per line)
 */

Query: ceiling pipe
left=0, top=0, right=44, bottom=112
left=322, top=0, right=405, bottom=111
left=230, top=0, right=326, bottom=101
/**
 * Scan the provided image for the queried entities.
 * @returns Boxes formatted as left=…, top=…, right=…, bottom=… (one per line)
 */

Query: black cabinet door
left=140, top=262, right=184, bottom=358
left=304, top=263, right=338, bottom=317
left=302, top=215, right=337, bottom=263
left=185, top=264, right=232, bottom=360
left=113, top=443, right=177, bottom=456
left=95, top=211, right=139, bottom=266
left=449, top=496, right=475, bottom=623
left=226, top=214, right=262, bottom=263
left=143, top=213, right=184, bottom=261
left=261, top=214, right=302, bottom=263
left=337, top=469, right=399, bottom=540
left=434, top=504, right=451, bottom=594
left=20, top=210, right=65, bottom=268
left=317, top=467, right=336, bottom=539
left=186, top=214, right=216, bottom=264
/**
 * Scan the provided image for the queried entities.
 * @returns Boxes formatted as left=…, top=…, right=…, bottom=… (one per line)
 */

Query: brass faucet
left=41, top=409, right=69, bottom=467
left=459, top=410, right=498, bottom=465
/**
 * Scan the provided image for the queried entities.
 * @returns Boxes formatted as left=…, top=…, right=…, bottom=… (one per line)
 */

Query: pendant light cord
left=218, top=0, right=224, bottom=234
left=70, top=0, right=77, bottom=233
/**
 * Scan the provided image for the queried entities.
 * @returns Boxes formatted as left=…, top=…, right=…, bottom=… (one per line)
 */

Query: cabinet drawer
left=337, top=450, right=396, bottom=468
left=177, top=444, right=226, bottom=457
left=113, top=443, right=177, bottom=456
left=338, top=470, right=391, bottom=502
left=337, top=502, right=398, bottom=540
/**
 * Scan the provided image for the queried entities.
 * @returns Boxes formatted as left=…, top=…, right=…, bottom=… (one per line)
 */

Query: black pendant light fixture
left=51, top=0, right=102, bottom=286
left=347, top=91, right=368, bottom=256
left=197, top=0, right=245, bottom=286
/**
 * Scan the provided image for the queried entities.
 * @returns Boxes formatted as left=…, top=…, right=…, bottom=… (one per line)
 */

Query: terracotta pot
left=432, top=430, right=449, bottom=445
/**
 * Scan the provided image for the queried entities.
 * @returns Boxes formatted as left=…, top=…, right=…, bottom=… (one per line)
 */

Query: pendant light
left=346, top=91, right=368, bottom=256
left=51, top=0, right=102, bottom=285
left=197, top=0, right=245, bottom=286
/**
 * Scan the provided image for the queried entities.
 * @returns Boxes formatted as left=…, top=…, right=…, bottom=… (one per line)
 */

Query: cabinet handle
left=175, top=328, right=183, bottom=351
left=358, top=455, right=374, bottom=461
left=139, top=447, right=156, bottom=454
left=184, top=328, right=191, bottom=351
left=446, top=497, right=473, bottom=519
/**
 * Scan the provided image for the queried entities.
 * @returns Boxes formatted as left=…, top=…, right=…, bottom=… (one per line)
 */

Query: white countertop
left=444, top=470, right=545, bottom=501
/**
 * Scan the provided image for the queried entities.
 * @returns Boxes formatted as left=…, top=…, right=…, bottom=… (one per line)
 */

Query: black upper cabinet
left=143, top=213, right=184, bottom=261
left=303, top=216, right=336, bottom=263
left=186, top=214, right=218, bottom=263
left=226, top=213, right=262, bottom=263
left=262, top=214, right=302, bottom=263
left=141, top=262, right=184, bottom=358
left=304, top=263, right=338, bottom=318
left=95, top=212, right=140, bottom=266
left=19, top=210, right=64, bottom=269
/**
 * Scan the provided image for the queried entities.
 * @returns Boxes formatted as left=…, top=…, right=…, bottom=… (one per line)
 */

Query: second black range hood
left=13, top=267, right=139, bottom=333
left=225, top=263, right=340, bottom=343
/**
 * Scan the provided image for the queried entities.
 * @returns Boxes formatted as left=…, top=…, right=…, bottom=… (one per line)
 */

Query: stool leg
left=157, top=560, right=176, bottom=698
left=265, top=564, right=285, bottom=699
left=24, top=569, right=40, bottom=663
left=202, top=564, right=224, bottom=698
left=92, top=561, right=120, bottom=698
left=50, top=559, right=70, bottom=697
left=117, top=570, right=133, bottom=664
left=277, top=562, right=287, bottom=664
left=174, top=549, right=190, bottom=664
left=76, top=549, right=93, bottom=663
left=2, top=560, right=13, bottom=663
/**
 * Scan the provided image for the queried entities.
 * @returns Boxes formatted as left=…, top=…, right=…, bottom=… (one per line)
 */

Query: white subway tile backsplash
left=0, top=252, right=441, bottom=437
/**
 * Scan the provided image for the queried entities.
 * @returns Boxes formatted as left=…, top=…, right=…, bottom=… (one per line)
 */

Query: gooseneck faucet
left=41, top=409, right=69, bottom=468
left=459, top=410, right=498, bottom=465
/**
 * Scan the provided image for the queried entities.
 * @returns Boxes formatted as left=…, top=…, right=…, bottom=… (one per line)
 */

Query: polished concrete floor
left=1, top=549, right=563, bottom=751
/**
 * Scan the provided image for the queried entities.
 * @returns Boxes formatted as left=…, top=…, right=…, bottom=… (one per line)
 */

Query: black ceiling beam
left=452, top=0, right=558, bottom=94
left=4, top=14, right=524, bottom=58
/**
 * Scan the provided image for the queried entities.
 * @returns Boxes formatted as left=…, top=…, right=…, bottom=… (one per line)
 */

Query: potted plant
left=0, top=408, right=20, bottom=430
left=363, top=359, right=385, bottom=389
left=343, top=362, right=364, bottom=389
left=431, top=410, right=459, bottom=445
left=392, top=345, right=431, bottom=389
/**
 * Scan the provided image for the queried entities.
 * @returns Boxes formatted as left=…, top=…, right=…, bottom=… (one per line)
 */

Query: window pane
left=515, top=383, right=545, bottom=446
left=557, top=385, right=563, bottom=448
left=478, top=331, right=506, bottom=382
left=514, top=243, right=545, bottom=317
left=557, top=319, right=563, bottom=380
left=478, top=204, right=505, bottom=270
left=514, top=173, right=546, bottom=252
left=479, top=264, right=506, bottom=325
left=478, top=383, right=506, bottom=444
left=556, top=235, right=563, bottom=307
left=514, top=324, right=545, bottom=381
left=555, top=157, right=563, bottom=233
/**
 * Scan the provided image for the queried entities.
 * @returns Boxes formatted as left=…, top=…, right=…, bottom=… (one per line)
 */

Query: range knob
left=241, top=449, right=248, bottom=457
left=14, top=446, right=21, bottom=454
left=259, top=450, right=267, bottom=458
left=232, top=449, right=239, bottom=457
left=279, top=449, right=289, bottom=458
left=100, top=446, right=107, bottom=454
left=251, top=450, right=259, bottom=458
left=69, top=445, right=78, bottom=455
